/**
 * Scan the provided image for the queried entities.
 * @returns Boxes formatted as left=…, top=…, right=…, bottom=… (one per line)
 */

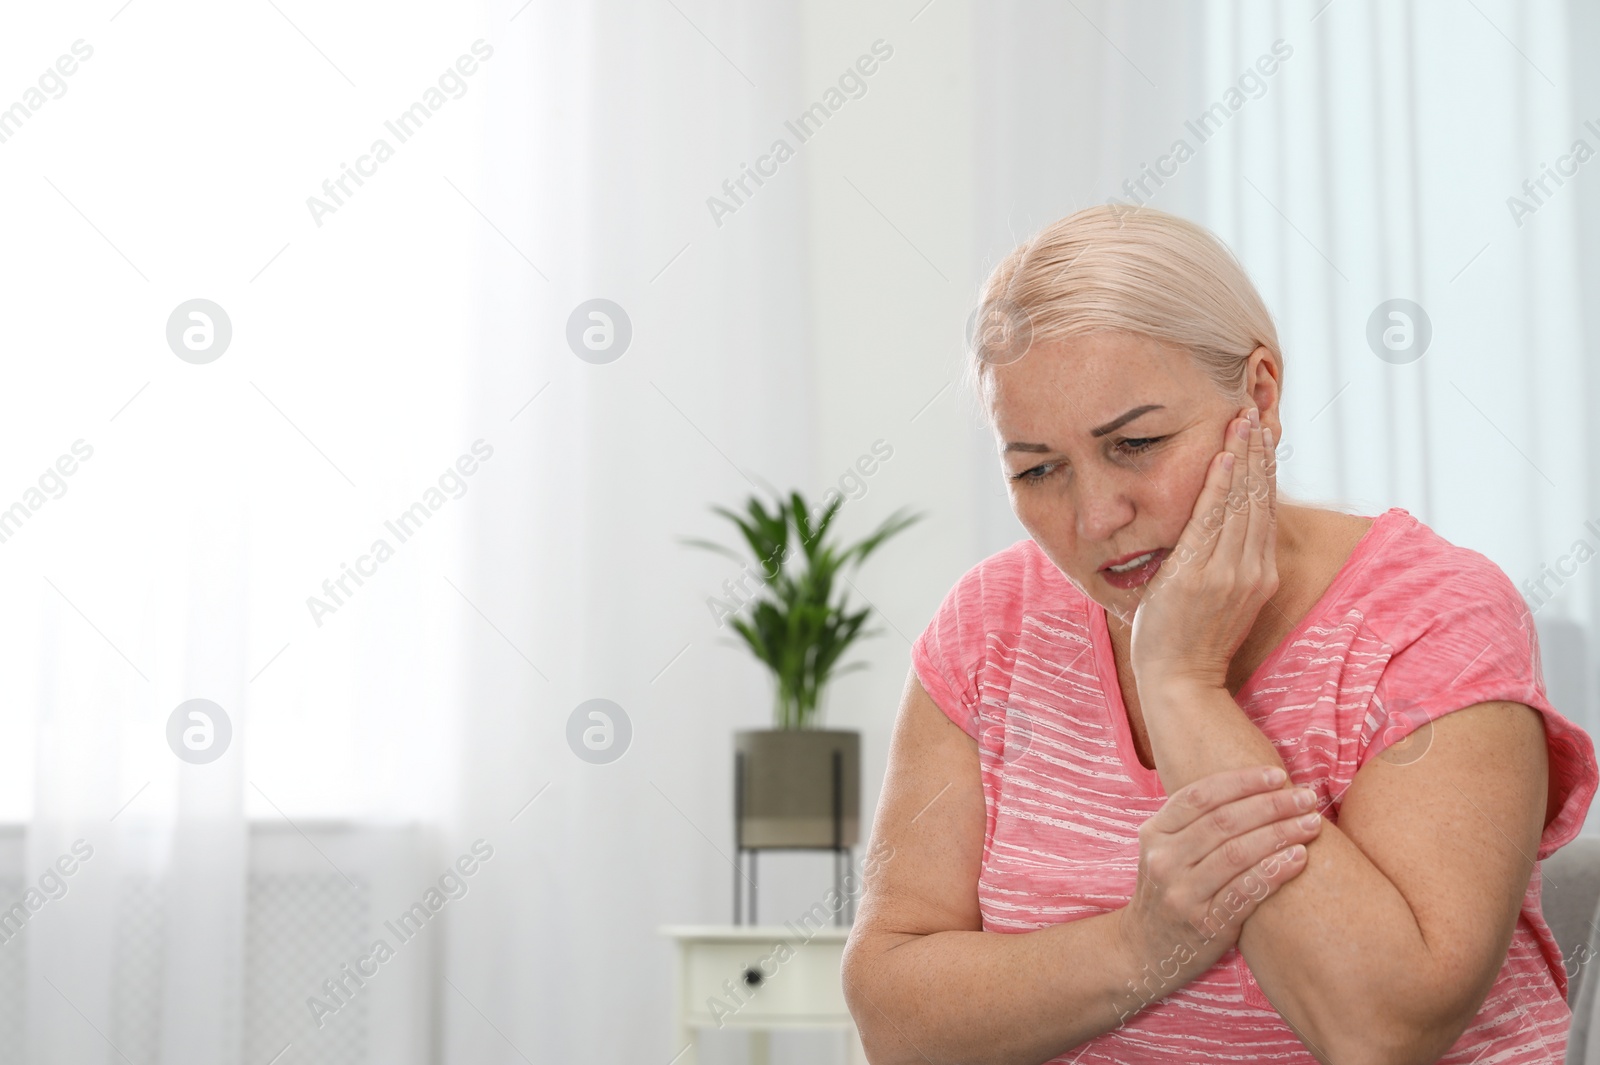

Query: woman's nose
left=1073, top=474, right=1135, bottom=543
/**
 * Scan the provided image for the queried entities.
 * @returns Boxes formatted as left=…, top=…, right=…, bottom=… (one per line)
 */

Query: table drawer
left=680, top=938, right=849, bottom=1025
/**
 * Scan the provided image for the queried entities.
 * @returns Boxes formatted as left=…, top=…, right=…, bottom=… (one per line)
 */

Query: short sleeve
left=1360, top=553, right=1599, bottom=860
left=911, top=573, right=984, bottom=741
left=910, top=550, right=1029, bottom=742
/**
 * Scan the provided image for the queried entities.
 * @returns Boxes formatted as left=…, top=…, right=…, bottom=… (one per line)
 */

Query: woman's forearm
left=1136, top=678, right=1442, bottom=1062
left=1233, top=815, right=1440, bottom=1061
left=843, top=908, right=1152, bottom=1065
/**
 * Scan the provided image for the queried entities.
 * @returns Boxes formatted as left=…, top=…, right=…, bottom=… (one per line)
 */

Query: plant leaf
left=679, top=487, right=925, bottom=728
left=677, top=535, right=749, bottom=566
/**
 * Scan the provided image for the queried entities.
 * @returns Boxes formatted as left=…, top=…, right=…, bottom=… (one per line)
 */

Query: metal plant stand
left=733, top=748, right=854, bottom=927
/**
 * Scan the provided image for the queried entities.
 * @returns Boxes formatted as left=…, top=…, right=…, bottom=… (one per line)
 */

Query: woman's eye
left=1012, top=463, right=1058, bottom=484
left=1011, top=438, right=1165, bottom=484
left=1118, top=436, right=1166, bottom=455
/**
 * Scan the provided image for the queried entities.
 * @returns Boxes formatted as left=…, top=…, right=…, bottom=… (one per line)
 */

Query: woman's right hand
left=1114, top=765, right=1323, bottom=996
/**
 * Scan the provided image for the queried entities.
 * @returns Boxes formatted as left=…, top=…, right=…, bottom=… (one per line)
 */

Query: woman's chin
left=1092, top=586, right=1143, bottom=625
left=1049, top=554, right=1153, bottom=619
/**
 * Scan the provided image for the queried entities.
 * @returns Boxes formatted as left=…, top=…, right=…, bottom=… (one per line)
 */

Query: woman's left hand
left=1129, top=406, right=1280, bottom=694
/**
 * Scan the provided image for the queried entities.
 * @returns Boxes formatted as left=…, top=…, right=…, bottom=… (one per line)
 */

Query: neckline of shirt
left=1082, top=506, right=1413, bottom=792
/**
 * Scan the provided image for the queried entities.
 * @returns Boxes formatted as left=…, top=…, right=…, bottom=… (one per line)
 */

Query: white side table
left=660, top=924, right=868, bottom=1065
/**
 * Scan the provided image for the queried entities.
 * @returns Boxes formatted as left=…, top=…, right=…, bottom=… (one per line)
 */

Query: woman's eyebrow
left=1002, top=404, right=1166, bottom=452
left=1089, top=404, right=1164, bottom=438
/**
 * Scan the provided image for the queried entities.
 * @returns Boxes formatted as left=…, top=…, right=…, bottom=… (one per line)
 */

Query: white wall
left=735, top=0, right=989, bottom=937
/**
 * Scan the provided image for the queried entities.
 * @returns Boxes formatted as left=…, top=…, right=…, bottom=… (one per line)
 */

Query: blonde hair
left=963, top=204, right=1282, bottom=423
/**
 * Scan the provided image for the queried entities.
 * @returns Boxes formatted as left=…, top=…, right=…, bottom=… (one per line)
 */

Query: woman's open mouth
left=1099, top=547, right=1171, bottom=589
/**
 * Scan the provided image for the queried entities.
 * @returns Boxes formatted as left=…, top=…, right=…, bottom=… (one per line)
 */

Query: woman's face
left=987, top=331, right=1278, bottom=618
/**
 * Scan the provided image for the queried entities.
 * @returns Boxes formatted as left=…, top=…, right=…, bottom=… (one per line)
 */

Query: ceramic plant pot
left=734, top=729, right=860, bottom=849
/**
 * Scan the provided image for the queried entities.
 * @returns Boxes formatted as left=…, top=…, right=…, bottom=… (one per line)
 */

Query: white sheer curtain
left=3, top=0, right=823, bottom=1060
left=2, top=2, right=484, bottom=1061
left=24, top=505, right=252, bottom=1064
left=974, top=0, right=1600, bottom=753
left=439, top=2, right=817, bottom=1062
left=1203, top=1, right=1596, bottom=687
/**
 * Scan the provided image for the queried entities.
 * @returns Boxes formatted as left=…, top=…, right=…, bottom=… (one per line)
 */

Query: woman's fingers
left=1213, top=409, right=1252, bottom=563
left=1184, top=784, right=1317, bottom=857
left=1125, top=767, right=1314, bottom=979
left=1243, top=411, right=1273, bottom=578
left=1185, top=800, right=1322, bottom=903
left=1260, top=422, right=1273, bottom=585
left=1263, top=425, right=1278, bottom=517
left=1261, top=425, right=1278, bottom=573
left=1167, top=436, right=1236, bottom=578
left=1206, top=840, right=1310, bottom=932
left=1147, top=765, right=1287, bottom=835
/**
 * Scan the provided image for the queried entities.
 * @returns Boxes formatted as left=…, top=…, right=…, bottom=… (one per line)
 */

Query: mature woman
left=841, top=204, right=1599, bottom=1064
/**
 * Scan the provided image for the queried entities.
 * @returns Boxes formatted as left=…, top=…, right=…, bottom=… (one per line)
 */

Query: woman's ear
left=1244, top=345, right=1284, bottom=439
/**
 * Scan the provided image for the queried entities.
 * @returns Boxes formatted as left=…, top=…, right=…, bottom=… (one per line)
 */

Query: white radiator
left=0, top=823, right=440, bottom=1065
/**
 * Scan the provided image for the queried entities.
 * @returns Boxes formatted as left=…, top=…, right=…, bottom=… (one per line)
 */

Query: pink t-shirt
left=911, top=506, right=1598, bottom=1063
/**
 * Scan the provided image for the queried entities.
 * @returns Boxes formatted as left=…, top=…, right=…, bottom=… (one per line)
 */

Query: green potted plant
left=683, top=490, right=922, bottom=848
